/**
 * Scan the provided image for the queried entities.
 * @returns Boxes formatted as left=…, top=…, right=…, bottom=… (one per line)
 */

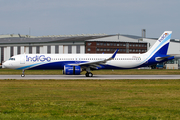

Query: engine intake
left=64, top=65, right=81, bottom=75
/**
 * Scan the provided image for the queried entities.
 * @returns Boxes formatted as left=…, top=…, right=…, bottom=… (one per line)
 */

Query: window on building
left=107, top=43, right=110, bottom=46
left=10, top=46, right=14, bottom=57
left=126, top=43, right=129, bottom=47
left=97, top=48, right=99, bottom=51
left=126, top=49, right=129, bottom=53
left=55, top=45, right=59, bottom=54
left=87, top=48, right=91, bottom=51
left=68, top=45, right=72, bottom=53
left=29, top=46, right=32, bottom=54
left=47, top=45, right=51, bottom=54
left=117, top=43, right=119, bottom=46
left=36, top=46, right=40, bottom=54
left=87, top=43, right=91, bottom=46
left=17, top=46, right=21, bottom=54
left=100, top=43, right=103, bottom=46
left=96, top=43, right=99, bottom=46
left=104, top=43, right=106, bottom=46
left=76, top=45, right=80, bottom=53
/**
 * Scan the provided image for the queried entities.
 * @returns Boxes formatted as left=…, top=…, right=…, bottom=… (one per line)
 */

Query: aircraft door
left=20, top=55, right=25, bottom=64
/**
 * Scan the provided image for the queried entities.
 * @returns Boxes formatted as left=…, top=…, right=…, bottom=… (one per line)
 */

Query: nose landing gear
left=21, top=69, right=25, bottom=77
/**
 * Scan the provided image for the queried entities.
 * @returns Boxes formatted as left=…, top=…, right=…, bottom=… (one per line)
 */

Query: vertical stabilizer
left=146, top=31, right=172, bottom=56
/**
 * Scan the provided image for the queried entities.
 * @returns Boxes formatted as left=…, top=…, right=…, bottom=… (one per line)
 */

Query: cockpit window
left=9, top=58, right=15, bottom=61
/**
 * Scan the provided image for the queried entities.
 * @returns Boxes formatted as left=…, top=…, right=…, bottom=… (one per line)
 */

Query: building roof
left=0, top=35, right=114, bottom=44
left=120, top=34, right=142, bottom=39
left=87, top=34, right=147, bottom=43
left=1, top=33, right=178, bottom=45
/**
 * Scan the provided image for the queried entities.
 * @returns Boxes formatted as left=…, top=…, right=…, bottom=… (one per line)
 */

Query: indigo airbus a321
left=3, top=31, right=177, bottom=77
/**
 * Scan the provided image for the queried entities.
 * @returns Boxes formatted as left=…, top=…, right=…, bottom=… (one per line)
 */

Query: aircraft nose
left=2, top=62, right=7, bottom=68
left=2, top=61, right=10, bottom=68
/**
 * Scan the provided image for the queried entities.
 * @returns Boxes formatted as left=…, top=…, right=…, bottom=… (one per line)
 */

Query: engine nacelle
left=64, top=65, right=81, bottom=75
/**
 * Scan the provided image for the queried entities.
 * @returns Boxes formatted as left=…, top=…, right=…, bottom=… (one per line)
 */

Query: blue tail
left=144, top=31, right=172, bottom=64
left=146, top=31, right=172, bottom=56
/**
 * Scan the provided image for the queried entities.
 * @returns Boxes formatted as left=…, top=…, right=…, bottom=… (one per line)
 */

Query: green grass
left=1, top=69, right=180, bottom=75
left=1, top=80, right=180, bottom=119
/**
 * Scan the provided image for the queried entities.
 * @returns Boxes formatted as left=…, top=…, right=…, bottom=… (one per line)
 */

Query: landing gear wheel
left=21, top=74, right=25, bottom=77
left=85, top=72, right=93, bottom=77
left=85, top=72, right=89, bottom=77
left=89, top=72, right=93, bottom=77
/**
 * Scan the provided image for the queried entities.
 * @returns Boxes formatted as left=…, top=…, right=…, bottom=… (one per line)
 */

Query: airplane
left=2, top=31, right=177, bottom=77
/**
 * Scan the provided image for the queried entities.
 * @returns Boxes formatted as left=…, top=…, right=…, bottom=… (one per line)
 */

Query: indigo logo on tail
left=158, top=33, right=169, bottom=42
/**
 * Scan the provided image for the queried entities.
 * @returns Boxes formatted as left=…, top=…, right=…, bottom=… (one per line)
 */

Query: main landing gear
left=21, top=69, right=25, bottom=77
left=85, top=67, right=93, bottom=77
left=85, top=72, right=93, bottom=77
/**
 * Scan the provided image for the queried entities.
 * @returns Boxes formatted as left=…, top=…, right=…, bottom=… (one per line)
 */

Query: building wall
left=59, top=45, right=63, bottom=54
left=51, top=46, right=55, bottom=54
left=32, top=46, right=36, bottom=54
left=80, top=46, right=85, bottom=53
left=72, top=46, right=76, bottom=54
left=168, top=42, right=180, bottom=54
left=14, top=46, right=17, bottom=56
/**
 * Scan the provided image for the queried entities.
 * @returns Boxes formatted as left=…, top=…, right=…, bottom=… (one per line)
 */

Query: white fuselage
left=3, top=53, right=145, bottom=70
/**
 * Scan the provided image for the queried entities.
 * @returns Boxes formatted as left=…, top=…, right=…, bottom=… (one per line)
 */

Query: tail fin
left=146, top=31, right=172, bottom=56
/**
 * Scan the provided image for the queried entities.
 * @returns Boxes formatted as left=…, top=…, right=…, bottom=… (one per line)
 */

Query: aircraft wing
left=69, top=49, right=119, bottom=69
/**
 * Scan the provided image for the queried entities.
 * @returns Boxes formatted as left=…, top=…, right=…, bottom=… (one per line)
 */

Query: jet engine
left=64, top=65, right=81, bottom=75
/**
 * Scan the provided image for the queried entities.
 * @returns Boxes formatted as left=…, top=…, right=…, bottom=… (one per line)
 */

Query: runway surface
left=0, top=75, right=180, bottom=80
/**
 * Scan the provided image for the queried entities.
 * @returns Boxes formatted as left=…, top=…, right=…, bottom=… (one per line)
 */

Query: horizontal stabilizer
left=156, top=55, right=173, bottom=61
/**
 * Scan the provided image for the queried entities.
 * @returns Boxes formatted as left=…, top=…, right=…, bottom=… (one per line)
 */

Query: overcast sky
left=0, top=0, right=180, bottom=39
